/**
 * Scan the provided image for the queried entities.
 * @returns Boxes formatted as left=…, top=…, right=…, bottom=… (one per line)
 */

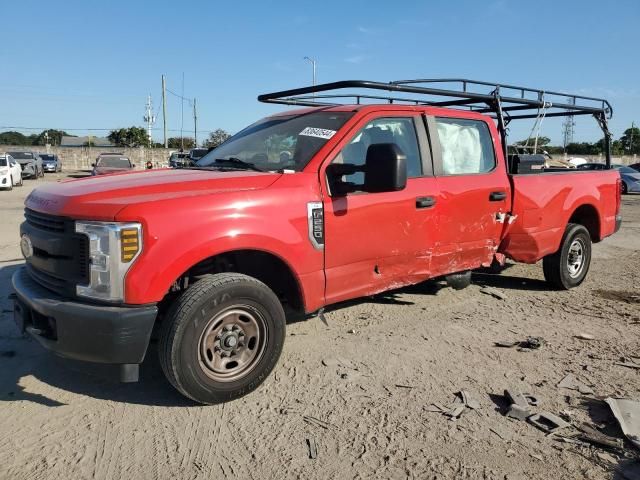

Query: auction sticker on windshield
left=299, top=127, right=336, bottom=139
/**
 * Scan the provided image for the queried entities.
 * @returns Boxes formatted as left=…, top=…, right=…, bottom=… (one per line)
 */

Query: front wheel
left=543, top=223, right=591, bottom=290
left=159, top=273, right=286, bottom=405
left=621, top=182, right=628, bottom=195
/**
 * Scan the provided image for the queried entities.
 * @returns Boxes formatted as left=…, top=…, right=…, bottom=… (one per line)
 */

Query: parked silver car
left=7, top=151, right=43, bottom=178
left=39, top=153, right=62, bottom=172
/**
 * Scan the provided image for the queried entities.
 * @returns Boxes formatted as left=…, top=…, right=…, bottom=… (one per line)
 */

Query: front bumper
left=43, top=164, right=57, bottom=172
left=20, top=164, right=36, bottom=177
left=12, top=267, right=157, bottom=376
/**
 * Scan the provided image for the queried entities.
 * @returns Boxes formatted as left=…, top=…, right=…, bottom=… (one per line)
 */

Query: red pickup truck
left=12, top=79, right=622, bottom=404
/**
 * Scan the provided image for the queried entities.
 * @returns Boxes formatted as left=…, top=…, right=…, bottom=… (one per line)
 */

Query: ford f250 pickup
left=12, top=79, right=622, bottom=404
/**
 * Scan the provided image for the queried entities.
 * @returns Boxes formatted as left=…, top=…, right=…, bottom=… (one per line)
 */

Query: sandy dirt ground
left=0, top=173, right=639, bottom=480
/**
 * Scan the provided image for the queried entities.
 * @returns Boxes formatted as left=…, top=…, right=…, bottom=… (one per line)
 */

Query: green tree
left=108, top=127, right=150, bottom=147
left=167, top=137, right=195, bottom=149
left=203, top=129, right=231, bottom=149
left=0, top=131, right=30, bottom=145
left=34, top=129, right=72, bottom=146
left=620, top=126, right=640, bottom=154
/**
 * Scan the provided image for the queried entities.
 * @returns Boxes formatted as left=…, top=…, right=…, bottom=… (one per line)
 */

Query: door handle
left=489, top=191, right=507, bottom=201
left=416, top=196, right=436, bottom=209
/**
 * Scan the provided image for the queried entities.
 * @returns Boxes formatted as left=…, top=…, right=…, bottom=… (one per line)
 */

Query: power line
left=0, top=125, right=218, bottom=134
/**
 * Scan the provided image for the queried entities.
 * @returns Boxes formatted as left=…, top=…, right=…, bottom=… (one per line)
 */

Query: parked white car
left=0, top=154, right=23, bottom=190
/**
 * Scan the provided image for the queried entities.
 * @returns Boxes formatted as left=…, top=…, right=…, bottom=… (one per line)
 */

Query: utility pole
left=180, top=72, right=185, bottom=151
left=193, top=98, right=197, bottom=146
left=162, top=75, right=168, bottom=148
left=143, top=94, right=156, bottom=148
left=303, top=56, right=316, bottom=98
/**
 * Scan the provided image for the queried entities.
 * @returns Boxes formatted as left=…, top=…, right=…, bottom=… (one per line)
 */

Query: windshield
left=0, top=158, right=7, bottom=167
left=8, top=152, right=33, bottom=160
left=97, top=157, right=131, bottom=168
left=40, top=154, right=55, bottom=161
left=198, top=111, right=353, bottom=172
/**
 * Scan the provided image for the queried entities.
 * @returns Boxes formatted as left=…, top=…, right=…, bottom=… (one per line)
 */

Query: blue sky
left=1, top=0, right=637, bottom=145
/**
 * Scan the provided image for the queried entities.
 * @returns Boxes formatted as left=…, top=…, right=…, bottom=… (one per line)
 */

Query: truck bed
left=500, top=170, right=620, bottom=263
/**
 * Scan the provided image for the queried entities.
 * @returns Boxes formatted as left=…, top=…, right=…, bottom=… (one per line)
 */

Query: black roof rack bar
left=502, top=110, right=598, bottom=121
left=258, top=79, right=613, bottom=168
left=392, top=78, right=611, bottom=110
left=258, top=80, right=612, bottom=118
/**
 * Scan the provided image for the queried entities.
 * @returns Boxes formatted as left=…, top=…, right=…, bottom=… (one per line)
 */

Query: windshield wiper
left=213, top=157, right=264, bottom=172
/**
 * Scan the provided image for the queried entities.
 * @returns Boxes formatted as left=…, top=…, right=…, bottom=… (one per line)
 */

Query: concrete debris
left=527, top=412, right=571, bottom=434
left=504, top=390, right=538, bottom=421
left=557, top=373, right=594, bottom=395
left=575, top=333, right=595, bottom=340
left=347, top=329, right=356, bottom=334
left=494, top=337, right=545, bottom=350
left=303, top=415, right=334, bottom=430
left=427, top=390, right=481, bottom=420
left=520, top=337, right=545, bottom=350
left=480, top=287, right=507, bottom=300
left=306, top=437, right=317, bottom=459
left=616, top=362, right=640, bottom=370
left=576, top=423, right=623, bottom=450
left=605, top=398, right=640, bottom=450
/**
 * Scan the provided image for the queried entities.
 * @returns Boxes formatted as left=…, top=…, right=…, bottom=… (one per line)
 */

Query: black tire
left=621, top=182, right=628, bottom=195
left=18, top=174, right=23, bottom=186
left=7, top=177, right=13, bottom=191
left=543, top=223, right=591, bottom=290
left=159, top=273, right=286, bottom=405
left=445, top=270, right=472, bottom=290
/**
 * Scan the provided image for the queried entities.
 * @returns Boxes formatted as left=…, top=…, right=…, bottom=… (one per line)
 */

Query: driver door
left=322, top=113, right=440, bottom=305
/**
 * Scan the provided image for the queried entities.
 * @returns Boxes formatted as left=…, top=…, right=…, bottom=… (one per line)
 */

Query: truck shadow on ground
left=0, top=263, right=555, bottom=408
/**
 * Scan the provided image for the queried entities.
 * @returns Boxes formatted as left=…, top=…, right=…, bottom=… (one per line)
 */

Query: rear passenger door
left=426, top=115, right=511, bottom=275
left=322, top=113, right=440, bottom=305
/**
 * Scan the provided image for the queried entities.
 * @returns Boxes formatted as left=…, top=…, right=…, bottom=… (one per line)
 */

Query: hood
left=25, top=168, right=282, bottom=220
left=17, top=158, right=36, bottom=165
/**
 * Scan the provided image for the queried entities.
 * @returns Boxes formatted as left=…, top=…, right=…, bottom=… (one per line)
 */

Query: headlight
left=75, top=221, right=142, bottom=302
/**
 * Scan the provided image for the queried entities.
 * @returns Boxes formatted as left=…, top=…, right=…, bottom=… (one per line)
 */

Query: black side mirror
left=363, top=143, right=407, bottom=193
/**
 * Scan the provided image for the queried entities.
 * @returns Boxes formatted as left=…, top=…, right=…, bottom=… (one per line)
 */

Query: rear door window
left=434, top=117, right=496, bottom=175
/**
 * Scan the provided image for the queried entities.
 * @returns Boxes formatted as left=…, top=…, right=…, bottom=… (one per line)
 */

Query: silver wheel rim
left=198, top=306, right=267, bottom=382
left=567, top=238, right=585, bottom=278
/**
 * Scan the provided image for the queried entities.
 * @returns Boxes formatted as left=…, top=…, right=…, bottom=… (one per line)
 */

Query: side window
left=434, top=117, right=496, bottom=175
left=333, top=117, right=422, bottom=186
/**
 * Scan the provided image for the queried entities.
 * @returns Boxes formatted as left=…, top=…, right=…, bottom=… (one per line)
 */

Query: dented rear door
left=426, top=114, right=511, bottom=275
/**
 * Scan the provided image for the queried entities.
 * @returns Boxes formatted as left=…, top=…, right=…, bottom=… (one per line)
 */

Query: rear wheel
left=543, top=223, right=591, bottom=290
left=621, top=182, right=628, bottom=195
left=159, top=273, right=286, bottom=405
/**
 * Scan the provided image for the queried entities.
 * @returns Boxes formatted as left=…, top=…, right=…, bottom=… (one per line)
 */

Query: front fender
left=119, top=181, right=324, bottom=307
